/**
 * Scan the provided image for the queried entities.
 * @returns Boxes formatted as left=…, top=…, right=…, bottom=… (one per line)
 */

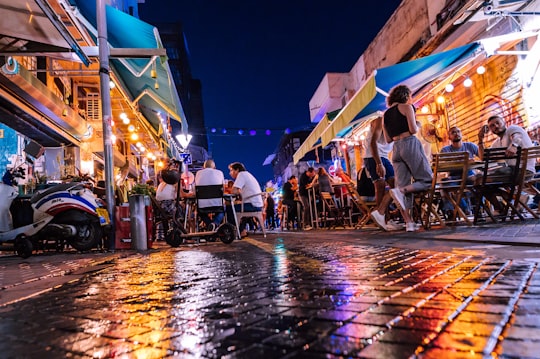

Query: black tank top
left=384, top=105, right=410, bottom=139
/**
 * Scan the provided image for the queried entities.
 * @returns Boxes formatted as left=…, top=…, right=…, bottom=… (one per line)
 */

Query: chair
left=195, top=184, right=225, bottom=231
left=513, top=145, right=540, bottom=219
left=319, top=192, right=351, bottom=229
left=423, top=151, right=473, bottom=229
left=343, top=182, right=376, bottom=228
left=472, top=146, right=524, bottom=224
left=230, top=192, right=267, bottom=238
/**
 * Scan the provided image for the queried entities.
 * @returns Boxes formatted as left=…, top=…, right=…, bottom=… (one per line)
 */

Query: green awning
left=70, top=0, right=187, bottom=136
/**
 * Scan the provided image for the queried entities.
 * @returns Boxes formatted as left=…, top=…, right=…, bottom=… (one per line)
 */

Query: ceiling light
left=445, top=83, right=454, bottom=93
left=463, top=77, right=473, bottom=87
left=476, top=65, right=486, bottom=75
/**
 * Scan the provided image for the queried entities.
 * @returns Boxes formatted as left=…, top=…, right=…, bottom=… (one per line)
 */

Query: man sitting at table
left=478, top=115, right=535, bottom=173
left=439, top=126, right=480, bottom=217
left=226, top=162, right=264, bottom=237
left=195, top=159, right=225, bottom=231
left=476, top=115, right=535, bottom=213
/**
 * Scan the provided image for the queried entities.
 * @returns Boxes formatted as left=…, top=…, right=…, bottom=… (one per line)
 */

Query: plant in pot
left=129, top=183, right=156, bottom=197
left=35, top=171, right=49, bottom=190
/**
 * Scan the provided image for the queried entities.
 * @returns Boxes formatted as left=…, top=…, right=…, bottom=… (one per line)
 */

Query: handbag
left=357, top=167, right=375, bottom=197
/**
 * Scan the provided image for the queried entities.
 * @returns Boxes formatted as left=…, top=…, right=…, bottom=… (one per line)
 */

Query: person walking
left=364, top=116, right=404, bottom=231
left=381, top=84, right=433, bottom=232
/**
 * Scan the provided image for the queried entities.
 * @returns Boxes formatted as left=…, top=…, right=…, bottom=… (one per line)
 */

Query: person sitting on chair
left=226, top=162, right=264, bottom=237
left=195, top=159, right=225, bottom=231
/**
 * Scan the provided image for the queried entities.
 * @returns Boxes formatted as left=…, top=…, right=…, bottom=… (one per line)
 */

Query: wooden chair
left=423, top=151, right=473, bottom=229
left=230, top=192, right=267, bottom=238
left=472, top=147, right=524, bottom=224
left=343, top=182, right=376, bottom=228
left=319, top=192, right=351, bottom=229
left=513, top=145, right=540, bottom=219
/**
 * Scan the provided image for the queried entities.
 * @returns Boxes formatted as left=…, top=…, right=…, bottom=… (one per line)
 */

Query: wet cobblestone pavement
left=0, top=234, right=539, bottom=358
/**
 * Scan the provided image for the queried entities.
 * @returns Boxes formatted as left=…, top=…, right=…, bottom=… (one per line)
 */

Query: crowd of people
left=143, top=83, right=539, bottom=239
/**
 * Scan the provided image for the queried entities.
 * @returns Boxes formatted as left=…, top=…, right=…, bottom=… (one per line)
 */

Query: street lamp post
left=97, top=0, right=116, bottom=249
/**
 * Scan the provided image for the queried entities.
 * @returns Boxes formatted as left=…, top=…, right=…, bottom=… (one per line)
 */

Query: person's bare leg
left=374, top=179, right=386, bottom=210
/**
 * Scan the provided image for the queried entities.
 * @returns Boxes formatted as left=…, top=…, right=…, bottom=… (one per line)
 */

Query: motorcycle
left=0, top=166, right=110, bottom=258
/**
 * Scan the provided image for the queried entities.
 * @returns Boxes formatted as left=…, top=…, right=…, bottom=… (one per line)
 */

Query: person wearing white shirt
left=227, top=162, right=263, bottom=237
left=194, top=159, right=225, bottom=230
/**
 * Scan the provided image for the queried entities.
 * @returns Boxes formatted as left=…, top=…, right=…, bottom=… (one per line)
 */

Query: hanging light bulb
left=130, top=133, right=139, bottom=141
left=476, top=65, right=486, bottom=75
left=463, top=77, right=473, bottom=87
left=111, top=134, right=117, bottom=143
left=128, top=124, right=135, bottom=132
left=445, top=83, right=454, bottom=93
left=421, top=105, right=430, bottom=113
left=436, top=95, right=445, bottom=104
left=151, top=61, right=157, bottom=78
left=109, top=80, right=116, bottom=89
left=154, top=80, right=159, bottom=89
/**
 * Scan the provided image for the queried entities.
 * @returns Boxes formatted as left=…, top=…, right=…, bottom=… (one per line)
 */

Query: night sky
left=139, top=0, right=402, bottom=184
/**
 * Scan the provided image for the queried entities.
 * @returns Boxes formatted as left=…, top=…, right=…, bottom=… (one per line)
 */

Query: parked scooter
left=0, top=166, right=109, bottom=258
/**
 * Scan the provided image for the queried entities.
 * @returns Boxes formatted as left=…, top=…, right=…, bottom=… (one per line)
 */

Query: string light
left=204, top=127, right=294, bottom=136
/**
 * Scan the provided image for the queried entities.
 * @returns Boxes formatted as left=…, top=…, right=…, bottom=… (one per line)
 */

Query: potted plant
left=129, top=183, right=156, bottom=197
left=35, top=171, right=49, bottom=190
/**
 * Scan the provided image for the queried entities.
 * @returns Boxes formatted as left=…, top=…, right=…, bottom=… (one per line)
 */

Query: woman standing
left=314, top=167, right=335, bottom=197
left=383, top=85, right=432, bottom=232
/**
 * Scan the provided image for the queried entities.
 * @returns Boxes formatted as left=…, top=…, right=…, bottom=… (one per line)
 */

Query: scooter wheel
left=165, top=229, right=185, bottom=247
left=216, top=223, right=236, bottom=244
left=15, top=237, right=33, bottom=259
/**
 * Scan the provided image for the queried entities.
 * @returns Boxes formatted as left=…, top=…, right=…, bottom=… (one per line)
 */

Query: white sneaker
left=370, top=211, right=388, bottom=231
left=405, top=222, right=419, bottom=232
left=390, top=188, right=406, bottom=210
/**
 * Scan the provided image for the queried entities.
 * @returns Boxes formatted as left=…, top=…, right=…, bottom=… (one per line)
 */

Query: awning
left=69, top=0, right=188, bottom=136
left=318, top=42, right=482, bottom=147
left=262, top=153, right=276, bottom=166
left=0, top=0, right=89, bottom=65
left=292, top=109, right=340, bottom=164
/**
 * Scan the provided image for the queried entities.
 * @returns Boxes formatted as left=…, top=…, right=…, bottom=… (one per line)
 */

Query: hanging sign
left=179, top=153, right=192, bottom=164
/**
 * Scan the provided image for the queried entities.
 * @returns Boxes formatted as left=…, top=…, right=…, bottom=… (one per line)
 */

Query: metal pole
left=97, top=0, right=116, bottom=250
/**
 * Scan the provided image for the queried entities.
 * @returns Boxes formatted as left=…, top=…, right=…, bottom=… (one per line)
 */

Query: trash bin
left=129, top=194, right=147, bottom=250
left=114, top=205, right=132, bottom=250
left=114, top=200, right=154, bottom=250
